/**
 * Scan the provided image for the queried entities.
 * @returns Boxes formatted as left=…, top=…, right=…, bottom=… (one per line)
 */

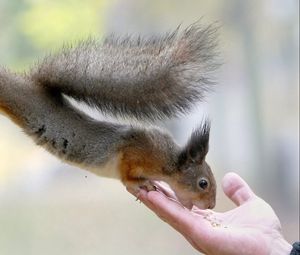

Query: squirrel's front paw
left=139, top=180, right=157, bottom=192
left=125, top=179, right=156, bottom=196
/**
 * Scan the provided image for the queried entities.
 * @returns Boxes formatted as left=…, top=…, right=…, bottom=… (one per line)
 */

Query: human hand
left=128, top=173, right=292, bottom=255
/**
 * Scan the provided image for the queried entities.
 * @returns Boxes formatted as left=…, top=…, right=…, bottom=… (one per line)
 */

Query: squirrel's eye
left=198, top=178, right=209, bottom=190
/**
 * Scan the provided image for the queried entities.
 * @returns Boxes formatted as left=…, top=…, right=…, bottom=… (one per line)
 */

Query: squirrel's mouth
left=151, top=181, right=200, bottom=210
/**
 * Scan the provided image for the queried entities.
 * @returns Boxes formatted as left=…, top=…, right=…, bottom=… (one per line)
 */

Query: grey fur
left=0, top=68, right=125, bottom=167
left=0, top=68, right=179, bottom=170
left=31, top=23, right=219, bottom=121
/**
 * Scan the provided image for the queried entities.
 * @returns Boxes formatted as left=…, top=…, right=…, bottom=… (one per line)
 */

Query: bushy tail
left=31, top=22, right=219, bottom=121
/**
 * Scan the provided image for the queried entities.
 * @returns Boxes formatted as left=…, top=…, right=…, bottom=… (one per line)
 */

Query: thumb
left=222, top=172, right=256, bottom=206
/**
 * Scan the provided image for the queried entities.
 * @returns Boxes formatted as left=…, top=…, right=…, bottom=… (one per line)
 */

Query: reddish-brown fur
left=119, top=146, right=165, bottom=189
left=0, top=103, right=24, bottom=127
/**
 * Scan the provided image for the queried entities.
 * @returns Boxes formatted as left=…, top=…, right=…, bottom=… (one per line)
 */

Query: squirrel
left=0, top=23, right=218, bottom=209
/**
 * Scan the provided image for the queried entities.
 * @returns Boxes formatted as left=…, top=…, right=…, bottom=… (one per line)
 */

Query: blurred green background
left=0, top=0, right=299, bottom=254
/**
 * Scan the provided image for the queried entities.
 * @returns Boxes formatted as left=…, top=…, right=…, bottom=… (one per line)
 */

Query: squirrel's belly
left=85, top=154, right=122, bottom=180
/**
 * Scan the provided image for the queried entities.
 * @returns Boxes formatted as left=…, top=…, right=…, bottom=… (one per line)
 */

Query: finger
left=151, top=180, right=179, bottom=201
left=141, top=190, right=208, bottom=254
left=222, top=172, right=256, bottom=206
left=131, top=189, right=213, bottom=254
left=138, top=190, right=197, bottom=234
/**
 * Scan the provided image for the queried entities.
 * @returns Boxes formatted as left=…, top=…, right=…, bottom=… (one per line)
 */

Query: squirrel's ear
left=178, top=120, right=210, bottom=166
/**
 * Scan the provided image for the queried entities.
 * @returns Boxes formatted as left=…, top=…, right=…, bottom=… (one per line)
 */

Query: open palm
left=129, top=173, right=292, bottom=255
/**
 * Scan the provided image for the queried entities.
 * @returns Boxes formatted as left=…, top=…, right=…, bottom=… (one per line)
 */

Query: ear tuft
left=179, top=119, right=210, bottom=165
